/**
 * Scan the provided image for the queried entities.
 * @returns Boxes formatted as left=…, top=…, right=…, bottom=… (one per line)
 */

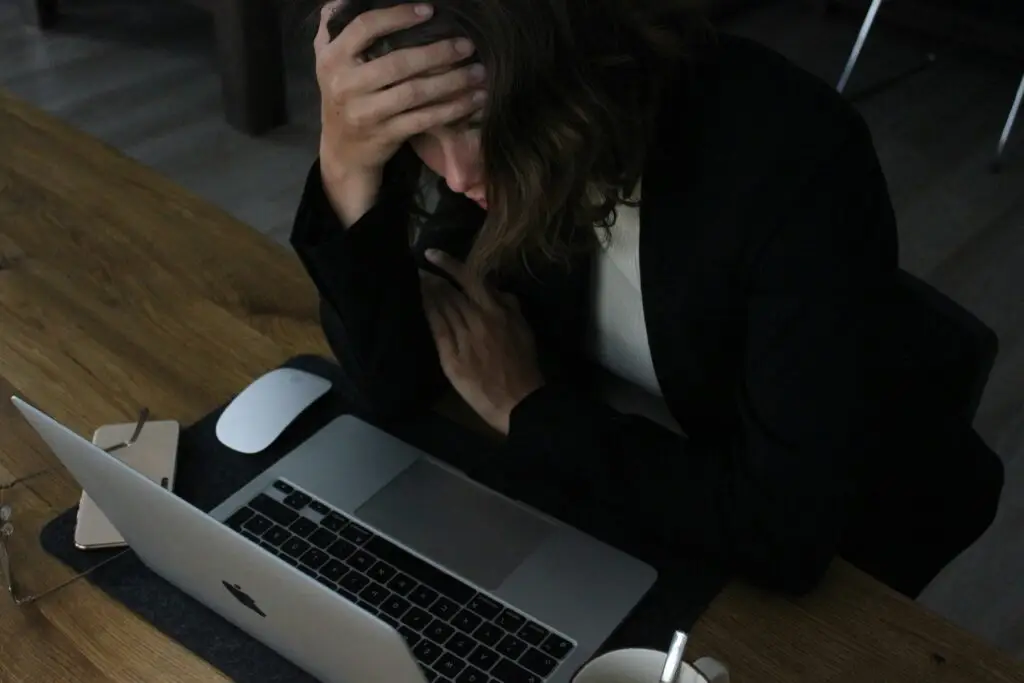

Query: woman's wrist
left=319, top=156, right=383, bottom=229
left=493, top=380, right=547, bottom=437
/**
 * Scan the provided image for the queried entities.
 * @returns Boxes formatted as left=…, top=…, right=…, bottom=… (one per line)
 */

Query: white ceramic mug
left=573, top=648, right=730, bottom=683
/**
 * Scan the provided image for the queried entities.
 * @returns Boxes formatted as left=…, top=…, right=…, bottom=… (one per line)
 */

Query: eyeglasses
left=1, top=408, right=150, bottom=606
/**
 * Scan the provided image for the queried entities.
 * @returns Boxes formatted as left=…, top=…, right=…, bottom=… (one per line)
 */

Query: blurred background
left=1, top=0, right=1022, bottom=660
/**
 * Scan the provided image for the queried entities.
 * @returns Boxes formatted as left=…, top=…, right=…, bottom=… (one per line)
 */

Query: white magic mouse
left=215, top=368, right=332, bottom=454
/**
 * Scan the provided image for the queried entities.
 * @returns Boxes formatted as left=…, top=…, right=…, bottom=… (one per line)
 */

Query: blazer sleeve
left=505, top=124, right=898, bottom=594
left=290, top=155, right=450, bottom=418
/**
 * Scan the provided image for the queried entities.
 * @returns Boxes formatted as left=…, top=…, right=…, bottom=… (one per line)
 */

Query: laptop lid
left=11, top=396, right=426, bottom=683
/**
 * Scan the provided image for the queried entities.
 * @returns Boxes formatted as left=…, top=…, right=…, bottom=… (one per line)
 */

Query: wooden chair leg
left=17, top=0, right=59, bottom=28
left=213, top=0, right=288, bottom=136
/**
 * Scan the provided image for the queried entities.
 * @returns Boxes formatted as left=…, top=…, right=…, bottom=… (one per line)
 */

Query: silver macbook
left=13, top=397, right=656, bottom=683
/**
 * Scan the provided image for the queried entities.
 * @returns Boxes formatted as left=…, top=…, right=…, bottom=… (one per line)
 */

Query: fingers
left=313, top=0, right=345, bottom=55
left=424, top=298, right=454, bottom=345
left=333, top=3, right=435, bottom=63
left=423, top=250, right=503, bottom=310
left=385, top=90, right=486, bottom=139
left=349, top=62, right=484, bottom=127
left=421, top=271, right=466, bottom=358
left=362, top=37, right=476, bottom=91
left=424, top=249, right=473, bottom=291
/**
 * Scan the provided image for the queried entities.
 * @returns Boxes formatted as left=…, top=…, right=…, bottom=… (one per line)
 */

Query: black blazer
left=291, top=35, right=974, bottom=593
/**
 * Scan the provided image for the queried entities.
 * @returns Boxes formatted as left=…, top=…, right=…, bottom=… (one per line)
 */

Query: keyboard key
left=321, top=559, right=348, bottom=583
left=298, top=565, right=318, bottom=579
left=452, top=609, right=483, bottom=634
left=496, top=635, right=527, bottom=660
left=369, top=561, right=397, bottom=584
left=365, top=536, right=474, bottom=604
left=340, top=522, right=372, bottom=545
left=457, top=666, right=488, bottom=683
left=430, top=596, right=460, bottom=620
left=327, top=538, right=356, bottom=561
left=358, top=600, right=379, bottom=615
left=242, top=514, right=272, bottom=536
left=473, top=623, right=504, bottom=647
left=425, top=619, right=455, bottom=645
left=359, top=581, right=390, bottom=606
left=225, top=507, right=254, bottom=530
left=250, top=494, right=299, bottom=526
left=445, top=632, right=477, bottom=659
left=273, top=480, right=294, bottom=494
left=336, top=586, right=357, bottom=602
left=380, top=613, right=400, bottom=629
left=301, top=548, right=330, bottom=570
left=340, top=572, right=370, bottom=594
left=491, top=658, right=542, bottom=683
left=347, top=549, right=376, bottom=572
left=310, top=500, right=331, bottom=515
left=422, top=668, right=439, bottom=682
left=467, top=645, right=500, bottom=672
left=517, top=623, right=548, bottom=647
left=388, top=573, right=416, bottom=596
left=281, top=556, right=298, bottom=567
left=495, top=610, right=526, bottom=633
left=242, top=530, right=261, bottom=544
left=539, top=634, right=573, bottom=660
left=399, top=626, right=423, bottom=647
left=316, top=574, right=335, bottom=589
left=321, top=513, right=348, bottom=532
left=413, top=640, right=444, bottom=666
left=434, top=653, right=466, bottom=678
left=260, top=542, right=278, bottom=555
left=402, top=606, right=433, bottom=631
left=467, top=594, right=503, bottom=621
left=281, top=537, right=311, bottom=560
left=518, top=649, right=557, bottom=677
left=308, top=527, right=337, bottom=549
left=283, top=491, right=312, bottom=510
left=381, top=595, right=411, bottom=619
left=262, top=525, right=291, bottom=547
left=409, top=585, right=439, bottom=608
left=290, top=517, right=317, bottom=538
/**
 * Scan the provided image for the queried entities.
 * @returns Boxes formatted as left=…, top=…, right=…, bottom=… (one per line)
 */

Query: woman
left=291, top=0, right=1004, bottom=598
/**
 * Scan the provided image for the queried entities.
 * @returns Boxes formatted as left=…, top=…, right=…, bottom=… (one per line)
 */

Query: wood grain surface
left=1, top=88, right=1021, bottom=683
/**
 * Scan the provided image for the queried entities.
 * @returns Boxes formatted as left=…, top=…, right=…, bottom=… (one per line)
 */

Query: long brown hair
left=320, top=0, right=710, bottom=278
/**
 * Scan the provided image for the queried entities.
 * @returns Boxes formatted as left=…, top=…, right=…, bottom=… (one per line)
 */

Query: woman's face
left=409, top=118, right=488, bottom=209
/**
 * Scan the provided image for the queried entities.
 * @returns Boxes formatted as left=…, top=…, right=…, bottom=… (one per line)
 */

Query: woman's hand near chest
left=419, top=249, right=546, bottom=435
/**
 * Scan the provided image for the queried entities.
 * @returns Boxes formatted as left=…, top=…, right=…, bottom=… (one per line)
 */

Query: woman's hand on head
left=419, top=250, right=545, bottom=436
left=314, top=1, right=487, bottom=225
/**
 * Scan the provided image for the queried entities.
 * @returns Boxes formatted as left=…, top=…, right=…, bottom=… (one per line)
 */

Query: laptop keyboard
left=224, top=479, right=576, bottom=683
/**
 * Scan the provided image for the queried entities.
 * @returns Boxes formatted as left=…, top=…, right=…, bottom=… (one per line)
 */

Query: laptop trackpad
left=355, top=459, right=553, bottom=591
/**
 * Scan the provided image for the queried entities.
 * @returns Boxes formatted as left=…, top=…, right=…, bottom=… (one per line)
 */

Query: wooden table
left=1, top=89, right=1022, bottom=683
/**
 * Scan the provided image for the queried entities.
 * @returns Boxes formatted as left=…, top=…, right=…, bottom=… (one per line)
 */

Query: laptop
left=13, top=397, right=656, bottom=683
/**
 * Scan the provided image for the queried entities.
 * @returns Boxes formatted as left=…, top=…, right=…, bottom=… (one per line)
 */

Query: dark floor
left=1, top=0, right=1022, bottom=659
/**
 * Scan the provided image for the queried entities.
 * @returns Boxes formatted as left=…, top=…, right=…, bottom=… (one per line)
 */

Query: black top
left=291, top=35, right=929, bottom=593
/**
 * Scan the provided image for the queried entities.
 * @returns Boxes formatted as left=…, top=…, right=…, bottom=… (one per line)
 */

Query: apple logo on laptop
left=223, top=581, right=266, bottom=618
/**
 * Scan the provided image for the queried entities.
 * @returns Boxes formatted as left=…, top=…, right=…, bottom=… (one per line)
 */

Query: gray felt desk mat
left=40, top=355, right=727, bottom=683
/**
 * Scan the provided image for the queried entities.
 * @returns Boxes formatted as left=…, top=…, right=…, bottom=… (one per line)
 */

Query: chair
left=833, top=0, right=1022, bottom=169
left=838, top=269, right=1003, bottom=598
left=891, top=269, right=998, bottom=425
